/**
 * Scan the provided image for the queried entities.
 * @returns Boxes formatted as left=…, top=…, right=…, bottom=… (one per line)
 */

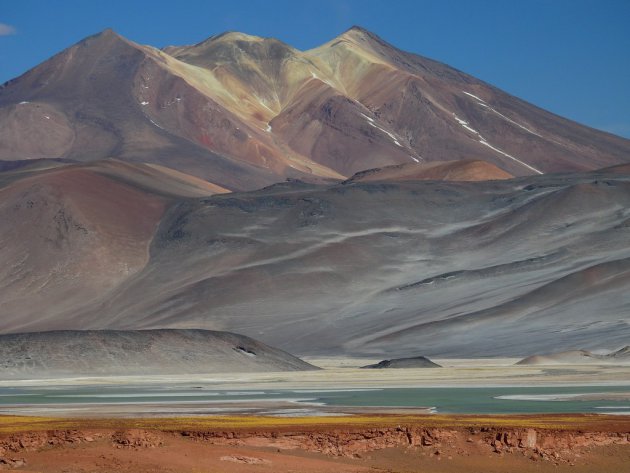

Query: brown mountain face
left=1, top=27, right=629, bottom=191
left=345, top=160, right=514, bottom=183
left=0, top=159, right=225, bottom=332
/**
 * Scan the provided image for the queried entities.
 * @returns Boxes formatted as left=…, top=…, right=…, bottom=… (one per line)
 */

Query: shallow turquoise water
left=1, top=385, right=630, bottom=414
left=313, top=385, right=630, bottom=414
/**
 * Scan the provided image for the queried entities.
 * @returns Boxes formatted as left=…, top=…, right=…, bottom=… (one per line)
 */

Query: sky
left=1, top=0, right=629, bottom=138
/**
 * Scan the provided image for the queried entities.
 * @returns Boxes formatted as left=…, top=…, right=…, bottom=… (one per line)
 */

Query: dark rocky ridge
left=361, top=356, right=441, bottom=369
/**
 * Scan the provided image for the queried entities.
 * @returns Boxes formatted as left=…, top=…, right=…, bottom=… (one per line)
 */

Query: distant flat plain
left=2, top=358, right=630, bottom=418
left=4, top=357, right=629, bottom=389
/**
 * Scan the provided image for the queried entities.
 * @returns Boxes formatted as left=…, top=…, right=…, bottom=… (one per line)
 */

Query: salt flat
left=3, top=358, right=630, bottom=389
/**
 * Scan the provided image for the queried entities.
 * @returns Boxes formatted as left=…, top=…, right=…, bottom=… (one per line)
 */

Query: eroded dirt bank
left=1, top=417, right=629, bottom=472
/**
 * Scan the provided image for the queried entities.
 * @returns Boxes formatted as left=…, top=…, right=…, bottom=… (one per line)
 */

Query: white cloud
left=0, top=23, right=16, bottom=36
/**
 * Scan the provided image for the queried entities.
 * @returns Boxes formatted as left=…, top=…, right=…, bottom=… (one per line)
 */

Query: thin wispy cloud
left=0, top=23, right=16, bottom=36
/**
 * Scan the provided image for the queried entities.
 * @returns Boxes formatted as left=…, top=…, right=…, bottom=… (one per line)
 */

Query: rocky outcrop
left=112, top=429, right=163, bottom=449
left=178, top=425, right=630, bottom=463
left=1, top=425, right=629, bottom=467
left=361, top=356, right=441, bottom=369
left=0, top=429, right=103, bottom=467
left=220, top=455, right=270, bottom=465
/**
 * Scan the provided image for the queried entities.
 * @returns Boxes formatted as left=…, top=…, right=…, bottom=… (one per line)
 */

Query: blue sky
left=1, top=0, right=629, bottom=138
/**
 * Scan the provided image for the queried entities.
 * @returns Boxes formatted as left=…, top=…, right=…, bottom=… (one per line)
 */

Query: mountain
left=2, top=162, right=629, bottom=357
left=1, top=27, right=630, bottom=191
left=0, top=329, right=317, bottom=379
left=1, top=27, right=630, bottom=359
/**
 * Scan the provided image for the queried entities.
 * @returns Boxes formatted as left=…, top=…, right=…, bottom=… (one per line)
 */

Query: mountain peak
left=98, top=27, right=118, bottom=37
left=168, top=30, right=299, bottom=67
left=91, top=28, right=126, bottom=42
left=189, top=30, right=288, bottom=50
left=207, top=31, right=264, bottom=44
left=336, top=25, right=380, bottom=43
left=345, top=25, right=373, bottom=35
left=79, top=27, right=138, bottom=51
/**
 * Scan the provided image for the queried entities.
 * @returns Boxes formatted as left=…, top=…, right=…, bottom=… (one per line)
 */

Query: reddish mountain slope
left=1, top=27, right=629, bottom=190
left=0, top=160, right=224, bottom=332
left=346, top=159, right=514, bottom=183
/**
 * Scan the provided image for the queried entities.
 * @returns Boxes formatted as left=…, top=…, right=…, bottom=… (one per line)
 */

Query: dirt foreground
left=0, top=414, right=629, bottom=472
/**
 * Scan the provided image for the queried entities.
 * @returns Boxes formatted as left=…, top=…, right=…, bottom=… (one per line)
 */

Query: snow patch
left=478, top=103, right=543, bottom=137
left=19, top=101, right=29, bottom=105
left=361, top=113, right=403, bottom=147
left=43, top=115, right=50, bottom=120
left=463, top=91, right=542, bottom=137
left=479, top=140, right=542, bottom=174
left=453, top=114, right=480, bottom=135
left=462, top=91, right=485, bottom=103
left=266, top=124, right=272, bottom=132
left=360, top=113, right=375, bottom=123
left=461, top=124, right=478, bottom=134
left=149, top=118, right=165, bottom=131
left=361, top=112, right=421, bottom=161
left=140, top=101, right=149, bottom=106
left=454, top=116, right=468, bottom=126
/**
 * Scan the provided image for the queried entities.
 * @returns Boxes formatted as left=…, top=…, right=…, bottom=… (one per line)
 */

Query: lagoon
left=1, top=384, right=630, bottom=417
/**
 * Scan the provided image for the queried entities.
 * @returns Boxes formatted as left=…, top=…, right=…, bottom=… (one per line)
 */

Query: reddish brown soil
left=1, top=416, right=629, bottom=472
left=346, top=159, right=514, bottom=183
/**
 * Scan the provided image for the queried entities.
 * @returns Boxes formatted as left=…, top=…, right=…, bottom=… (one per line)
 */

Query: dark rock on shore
left=361, top=356, right=441, bottom=369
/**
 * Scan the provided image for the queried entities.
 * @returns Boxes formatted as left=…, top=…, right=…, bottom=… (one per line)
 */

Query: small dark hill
left=361, top=356, right=441, bottom=369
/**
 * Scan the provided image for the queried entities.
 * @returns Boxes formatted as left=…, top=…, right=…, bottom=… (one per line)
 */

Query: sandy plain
left=3, top=357, right=630, bottom=390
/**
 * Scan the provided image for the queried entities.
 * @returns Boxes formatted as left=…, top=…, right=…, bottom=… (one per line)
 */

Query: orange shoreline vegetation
left=1, top=413, right=630, bottom=434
